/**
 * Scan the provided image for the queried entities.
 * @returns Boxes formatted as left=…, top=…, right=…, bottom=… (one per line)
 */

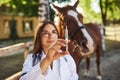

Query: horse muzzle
left=81, top=40, right=89, bottom=53
left=80, top=40, right=94, bottom=56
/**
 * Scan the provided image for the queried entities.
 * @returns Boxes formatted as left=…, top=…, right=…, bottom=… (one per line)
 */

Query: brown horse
left=52, top=0, right=102, bottom=80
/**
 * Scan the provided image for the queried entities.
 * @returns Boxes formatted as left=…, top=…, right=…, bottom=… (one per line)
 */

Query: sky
left=51, top=0, right=100, bottom=13
left=91, top=0, right=100, bottom=13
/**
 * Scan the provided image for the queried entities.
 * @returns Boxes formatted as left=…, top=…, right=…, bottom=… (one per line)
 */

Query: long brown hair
left=32, top=21, right=59, bottom=54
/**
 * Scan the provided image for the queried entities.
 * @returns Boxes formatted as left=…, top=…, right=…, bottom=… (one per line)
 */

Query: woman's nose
left=48, top=33, right=57, bottom=38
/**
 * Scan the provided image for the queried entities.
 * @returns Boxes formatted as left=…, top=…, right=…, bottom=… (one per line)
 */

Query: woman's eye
left=41, top=30, right=58, bottom=37
left=41, top=32, right=49, bottom=36
left=43, top=33, right=49, bottom=35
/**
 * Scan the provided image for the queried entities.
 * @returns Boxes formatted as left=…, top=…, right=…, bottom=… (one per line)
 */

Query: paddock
left=0, top=25, right=120, bottom=80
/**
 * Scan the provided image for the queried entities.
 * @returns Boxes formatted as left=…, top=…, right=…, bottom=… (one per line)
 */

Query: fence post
left=100, top=26, right=106, bottom=55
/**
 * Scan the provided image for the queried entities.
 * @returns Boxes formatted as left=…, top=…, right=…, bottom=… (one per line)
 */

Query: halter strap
left=69, top=25, right=85, bottom=39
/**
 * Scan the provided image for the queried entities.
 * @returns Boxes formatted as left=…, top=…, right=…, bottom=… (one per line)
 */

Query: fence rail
left=105, top=27, right=120, bottom=42
left=0, top=41, right=33, bottom=57
left=0, top=41, right=34, bottom=80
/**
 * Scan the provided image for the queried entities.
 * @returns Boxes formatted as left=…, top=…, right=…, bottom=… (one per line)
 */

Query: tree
left=1, top=0, right=120, bottom=24
left=78, top=0, right=120, bottom=36
left=79, top=0, right=102, bottom=23
left=99, top=0, right=120, bottom=35
left=0, top=0, right=39, bottom=17
left=100, top=0, right=120, bottom=25
left=0, top=0, right=10, bottom=6
left=79, top=0, right=120, bottom=25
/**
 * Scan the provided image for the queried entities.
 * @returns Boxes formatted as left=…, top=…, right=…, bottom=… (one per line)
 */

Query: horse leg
left=83, top=55, right=90, bottom=77
left=76, top=57, right=83, bottom=75
left=77, top=57, right=85, bottom=80
left=95, top=45, right=102, bottom=80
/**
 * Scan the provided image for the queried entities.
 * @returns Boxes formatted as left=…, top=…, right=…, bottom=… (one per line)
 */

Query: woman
left=19, top=21, right=78, bottom=80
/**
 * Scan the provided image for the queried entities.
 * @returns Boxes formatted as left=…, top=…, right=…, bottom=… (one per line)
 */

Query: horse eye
left=56, top=14, right=59, bottom=16
left=60, top=18, right=63, bottom=21
left=59, top=18, right=62, bottom=22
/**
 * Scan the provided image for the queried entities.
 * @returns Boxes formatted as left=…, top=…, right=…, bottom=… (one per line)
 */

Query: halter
left=69, top=26, right=84, bottom=40
left=59, top=16, right=85, bottom=40
left=59, top=16, right=88, bottom=56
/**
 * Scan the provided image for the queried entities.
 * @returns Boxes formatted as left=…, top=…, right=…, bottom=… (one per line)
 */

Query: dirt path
left=79, top=49, right=120, bottom=80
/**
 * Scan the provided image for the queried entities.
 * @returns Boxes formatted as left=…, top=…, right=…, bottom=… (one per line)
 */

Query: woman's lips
left=47, top=40, right=55, bottom=43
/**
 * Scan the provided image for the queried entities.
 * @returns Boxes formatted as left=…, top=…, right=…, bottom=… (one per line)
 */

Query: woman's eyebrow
left=53, top=30, right=57, bottom=31
left=42, top=29, right=57, bottom=32
left=42, top=30, right=48, bottom=32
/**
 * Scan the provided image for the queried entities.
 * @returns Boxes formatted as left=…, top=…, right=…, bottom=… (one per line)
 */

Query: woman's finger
left=59, top=51, right=69, bottom=56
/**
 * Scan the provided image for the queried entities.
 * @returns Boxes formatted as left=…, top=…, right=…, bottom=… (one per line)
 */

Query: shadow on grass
left=0, top=53, right=24, bottom=80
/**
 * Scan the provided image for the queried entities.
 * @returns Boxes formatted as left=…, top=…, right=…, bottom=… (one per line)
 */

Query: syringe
left=65, top=26, right=68, bottom=52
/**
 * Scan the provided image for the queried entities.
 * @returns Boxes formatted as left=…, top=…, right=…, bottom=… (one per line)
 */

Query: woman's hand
left=46, top=39, right=69, bottom=62
left=40, top=39, right=69, bottom=74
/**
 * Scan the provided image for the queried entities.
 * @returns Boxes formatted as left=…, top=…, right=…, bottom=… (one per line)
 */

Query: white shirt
left=19, top=52, right=78, bottom=80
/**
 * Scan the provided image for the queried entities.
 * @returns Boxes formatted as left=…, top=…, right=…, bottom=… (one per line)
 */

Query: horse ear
left=73, top=0, right=79, bottom=8
left=52, top=4, right=62, bottom=13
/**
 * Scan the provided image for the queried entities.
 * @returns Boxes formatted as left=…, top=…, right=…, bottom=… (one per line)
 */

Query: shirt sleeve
left=19, top=54, right=48, bottom=80
left=65, top=54, right=79, bottom=80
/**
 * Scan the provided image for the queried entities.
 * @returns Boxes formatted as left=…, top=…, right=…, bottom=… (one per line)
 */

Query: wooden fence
left=0, top=41, right=33, bottom=57
left=0, top=41, right=33, bottom=80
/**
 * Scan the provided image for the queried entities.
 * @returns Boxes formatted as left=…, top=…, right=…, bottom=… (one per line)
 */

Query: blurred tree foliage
left=0, top=0, right=39, bottom=17
left=0, top=0, right=11, bottom=6
left=79, top=0, right=101, bottom=23
left=0, top=0, right=70, bottom=18
left=0, top=0, right=120, bottom=25
left=79, top=0, right=120, bottom=25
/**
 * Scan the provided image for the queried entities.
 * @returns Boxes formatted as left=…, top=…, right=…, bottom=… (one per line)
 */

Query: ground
left=79, top=49, right=120, bottom=80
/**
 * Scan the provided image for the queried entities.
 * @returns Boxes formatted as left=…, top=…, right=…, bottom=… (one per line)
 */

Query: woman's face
left=41, top=24, right=58, bottom=50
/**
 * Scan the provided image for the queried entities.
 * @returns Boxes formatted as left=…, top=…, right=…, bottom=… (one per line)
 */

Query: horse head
left=52, top=0, right=94, bottom=55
